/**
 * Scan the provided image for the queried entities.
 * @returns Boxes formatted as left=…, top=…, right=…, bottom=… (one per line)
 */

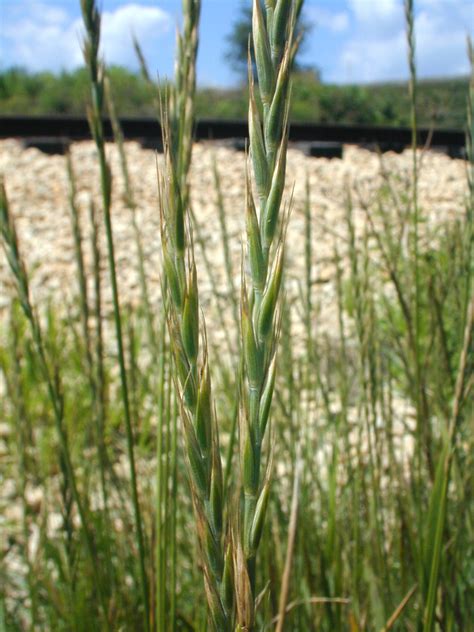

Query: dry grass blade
left=381, top=584, right=418, bottom=632
left=269, top=597, right=351, bottom=626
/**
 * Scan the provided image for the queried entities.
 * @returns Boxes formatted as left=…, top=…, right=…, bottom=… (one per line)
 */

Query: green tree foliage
left=0, top=66, right=156, bottom=116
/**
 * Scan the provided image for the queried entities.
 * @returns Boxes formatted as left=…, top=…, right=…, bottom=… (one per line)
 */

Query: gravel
left=0, top=138, right=467, bottom=346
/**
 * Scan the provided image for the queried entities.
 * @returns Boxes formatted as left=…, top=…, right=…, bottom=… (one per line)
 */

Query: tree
left=224, top=1, right=315, bottom=78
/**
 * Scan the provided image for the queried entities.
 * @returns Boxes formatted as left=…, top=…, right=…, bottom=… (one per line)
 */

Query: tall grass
left=80, top=1, right=150, bottom=627
left=1, top=0, right=473, bottom=630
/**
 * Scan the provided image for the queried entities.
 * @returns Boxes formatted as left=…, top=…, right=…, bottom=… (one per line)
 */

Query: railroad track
left=0, top=115, right=466, bottom=158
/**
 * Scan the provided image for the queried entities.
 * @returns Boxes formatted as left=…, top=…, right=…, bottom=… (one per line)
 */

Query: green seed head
left=168, top=170, right=185, bottom=253
left=203, top=569, right=227, bottom=631
left=263, top=133, right=288, bottom=246
left=243, top=433, right=258, bottom=497
left=210, top=458, right=223, bottom=538
left=249, top=481, right=270, bottom=552
left=258, top=353, right=277, bottom=437
left=222, top=542, right=234, bottom=613
left=264, top=45, right=290, bottom=155
left=205, top=522, right=223, bottom=580
left=195, top=363, right=212, bottom=455
left=271, top=0, right=292, bottom=62
left=249, top=84, right=269, bottom=203
left=184, top=417, right=208, bottom=498
left=252, top=0, right=274, bottom=105
left=80, top=0, right=101, bottom=82
left=181, top=264, right=199, bottom=362
left=242, top=292, right=262, bottom=388
left=246, top=188, right=266, bottom=293
left=163, top=239, right=183, bottom=309
left=172, top=337, right=197, bottom=409
left=258, top=246, right=284, bottom=340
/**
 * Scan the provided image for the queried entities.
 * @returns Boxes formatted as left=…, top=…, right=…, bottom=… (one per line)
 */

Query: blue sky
left=1, top=0, right=473, bottom=85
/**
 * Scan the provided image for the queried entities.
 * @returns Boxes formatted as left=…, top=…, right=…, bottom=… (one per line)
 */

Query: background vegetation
left=0, top=66, right=469, bottom=128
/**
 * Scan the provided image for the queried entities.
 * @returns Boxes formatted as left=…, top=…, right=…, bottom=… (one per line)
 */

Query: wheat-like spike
left=158, top=2, right=234, bottom=629
left=160, top=165, right=233, bottom=629
left=169, top=0, right=201, bottom=204
left=237, top=0, right=299, bottom=623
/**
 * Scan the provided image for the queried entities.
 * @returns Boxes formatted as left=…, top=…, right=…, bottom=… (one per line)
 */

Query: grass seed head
left=271, top=0, right=292, bottom=62
left=252, top=0, right=274, bottom=106
left=263, top=132, right=288, bottom=245
left=195, top=362, right=212, bottom=455
left=249, top=480, right=270, bottom=552
left=258, top=353, right=277, bottom=436
left=264, top=45, right=290, bottom=154
left=258, top=245, right=284, bottom=340
left=234, top=539, right=254, bottom=630
left=203, top=517, right=224, bottom=579
left=222, top=543, right=235, bottom=614
left=162, top=238, right=183, bottom=309
left=181, top=264, right=199, bottom=363
left=210, top=461, right=224, bottom=537
left=242, top=293, right=262, bottom=388
left=249, top=81, right=269, bottom=203
left=182, top=407, right=209, bottom=498
left=240, top=409, right=259, bottom=497
left=203, top=571, right=228, bottom=632
left=246, top=186, right=266, bottom=293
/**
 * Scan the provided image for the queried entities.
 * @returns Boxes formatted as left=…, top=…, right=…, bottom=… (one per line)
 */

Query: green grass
left=0, top=1, right=473, bottom=631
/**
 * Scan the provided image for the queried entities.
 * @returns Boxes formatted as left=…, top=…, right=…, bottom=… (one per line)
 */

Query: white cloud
left=330, top=0, right=473, bottom=83
left=348, top=0, right=400, bottom=25
left=414, top=6, right=472, bottom=77
left=1, top=2, right=172, bottom=73
left=307, top=7, right=350, bottom=33
left=339, top=30, right=406, bottom=83
left=2, top=4, right=82, bottom=72
left=100, top=4, right=171, bottom=67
